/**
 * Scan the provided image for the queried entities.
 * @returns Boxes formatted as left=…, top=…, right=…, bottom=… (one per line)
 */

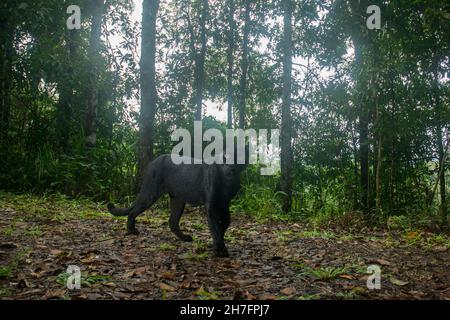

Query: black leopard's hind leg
left=169, top=198, right=192, bottom=241
left=126, top=194, right=156, bottom=235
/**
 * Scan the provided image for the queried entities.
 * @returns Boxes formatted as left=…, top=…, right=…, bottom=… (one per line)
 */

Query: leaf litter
left=0, top=196, right=449, bottom=300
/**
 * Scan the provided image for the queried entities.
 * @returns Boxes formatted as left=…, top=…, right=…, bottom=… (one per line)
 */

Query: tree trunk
left=193, top=0, right=208, bottom=121
left=238, top=0, right=250, bottom=129
left=350, top=122, right=359, bottom=210
left=436, top=125, right=447, bottom=224
left=56, top=29, right=78, bottom=152
left=348, top=0, right=371, bottom=213
left=432, top=62, right=447, bottom=224
left=226, top=0, right=235, bottom=129
left=0, top=19, right=13, bottom=141
left=280, top=0, right=293, bottom=213
left=375, top=107, right=382, bottom=211
left=357, top=67, right=370, bottom=212
left=138, top=0, right=160, bottom=182
left=85, top=0, right=105, bottom=147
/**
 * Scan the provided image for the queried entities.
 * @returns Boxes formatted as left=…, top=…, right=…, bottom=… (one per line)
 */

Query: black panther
left=107, top=147, right=248, bottom=257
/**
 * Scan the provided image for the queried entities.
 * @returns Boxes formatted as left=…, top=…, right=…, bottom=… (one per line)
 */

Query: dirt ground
left=0, top=193, right=449, bottom=300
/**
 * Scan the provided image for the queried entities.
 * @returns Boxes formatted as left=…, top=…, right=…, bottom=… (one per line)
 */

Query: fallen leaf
left=134, top=266, right=147, bottom=275
left=162, top=271, right=176, bottom=280
left=50, top=249, right=63, bottom=256
left=260, top=294, right=277, bottom=300
left=376, top=259, right=391, bottom=266
left=101, top=239, right=115, bottom=246
left=123, top=270, right=136, bottom=279
left=432, top=246, right=447, bottom=252
left=81, top=252, right=98, bottom=263
left=159, top=282, right=176, bottom=291
left=406, top=231, right=419, bottom=239
left=390, top=277, right=409, bottom=286
left=408, top=290, right=425, bottom=299
left=179, top=280, right=191, bottom=289
left=43, top=289, right=66, bottom=299
left=280, top=287, right=296, bottom=295
left=243, top=290, right=256, bottom=300
left=103, top=282, right=117, bottom=287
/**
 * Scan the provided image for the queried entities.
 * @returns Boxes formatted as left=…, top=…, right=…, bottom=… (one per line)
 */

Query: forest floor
left=0, top=191, right=449, bottom=300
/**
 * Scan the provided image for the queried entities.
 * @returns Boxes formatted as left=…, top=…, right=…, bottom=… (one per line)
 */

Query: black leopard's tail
left=107, top=203, right=132, bottom=216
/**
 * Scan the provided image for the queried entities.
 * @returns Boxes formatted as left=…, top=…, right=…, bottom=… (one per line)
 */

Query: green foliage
left=26, top=226, right=43, bottom=237
left=0, top=0, right=448, bottom=227
left=297, top=294, right=321, bottom=300
left=0, top=248, right=30, bottom=279
left=387, top=214, right=442, bottom=232
left=158, top=243, right=176, bottom=251
left=56, top=272, right=112, bottom=287
left=231, top=183, right=285, bottom=221
left=0, top=266, right=14, bottom=278
left=194, top=287, right=220, bottom=300
left=231, top=166, right=287, bottom=220
left=298, top=230, right=336, bottom=239
left=186, top=251, right=209, bottom=262
left=0, top=191, right=108, bottom=221
left=295, top=263, right=349, bottom=281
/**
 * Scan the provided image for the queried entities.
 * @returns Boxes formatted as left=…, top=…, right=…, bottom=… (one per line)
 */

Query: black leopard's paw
left=214, top=247, right=229, bottom=258
left=126, top=228, right=140, bottom=236
left=181, top=234, right=193, bottom=242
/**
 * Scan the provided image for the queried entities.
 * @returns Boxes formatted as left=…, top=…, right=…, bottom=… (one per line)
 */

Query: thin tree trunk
left=226, top=0, right=235, bottom=129
left=348, top=0, right=371, bottom=213
left=433, top=63, right=447, bottom=224
left=375, top=107, right=382, bottom=211
left=350, top=122, right=359, bottom=210
left=280, top=0, right=293, bottom=213
left=356, top=51, right=370, bottom=212
left=56, top=85, right=72, bottom=152
left=85, top=0, right=105, bottom=147
left=238, top=0, right=250, bottom=129
left=429, top=130, right=448, bottom=204
left=194, top=0, right=208, bottom=121
left=0, top=20, right=13, bottom=141
left=435, top=125, right=447, bottom=220
left=56, top=29, right=78, bottom=152
left=138, top=0, right=160, bottom=182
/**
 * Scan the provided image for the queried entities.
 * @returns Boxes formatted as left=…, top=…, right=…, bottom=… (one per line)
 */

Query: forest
left=0, top=0, right=449, bottom=301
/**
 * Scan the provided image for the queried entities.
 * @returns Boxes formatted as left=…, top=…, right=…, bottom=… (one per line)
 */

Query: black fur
left=108, top=151, right=248, bottom=257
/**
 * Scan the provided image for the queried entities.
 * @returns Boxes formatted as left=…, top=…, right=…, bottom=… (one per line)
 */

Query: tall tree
left=0, top=3, right=14, bottom=141
left=347, top=0, right=372, bottom=212
left=280, top=0, right=293, bottom=212
left=226, top=0, right=235, bottom=129
left=85, top=0, right=105, bottom=147
left=433, top=58, right=448, bottom=224
left=238, top=0, right=250, bottom=129
left=56, top=28, right=78, bottom=152
left=138, top=0, right=160, bottom=180
left=187, top=0, right=208, bottom=121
